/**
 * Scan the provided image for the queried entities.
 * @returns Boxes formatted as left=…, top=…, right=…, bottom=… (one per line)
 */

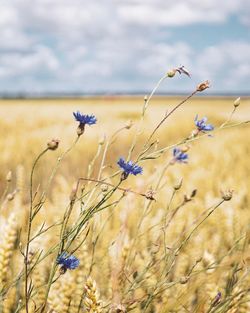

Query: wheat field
left=0, top=95, right=250, bottom=313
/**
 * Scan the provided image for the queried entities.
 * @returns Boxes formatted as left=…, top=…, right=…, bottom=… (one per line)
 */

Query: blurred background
left=0, top=0, right=250, bottom=96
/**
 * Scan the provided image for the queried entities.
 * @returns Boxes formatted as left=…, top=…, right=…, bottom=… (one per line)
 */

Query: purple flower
left=57, top=252, right=79, bottom=273
left=73, top=111, right=97, bottom=125
left=173, top=148, right=188, bottom=163
left=117, top=157, right=143, bottom=179
left=195, top=116, right=214, bottom=132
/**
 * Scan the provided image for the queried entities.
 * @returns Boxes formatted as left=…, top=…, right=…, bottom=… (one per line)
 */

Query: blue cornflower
left=117, top=157, right=143, bottom=179
left=195, top=115, right=214, bottom=132
left=172, top=148, right=188, bottom=163
left=57, top=252, right=80, bottom=274
left=73, top=111, right=97, bottom=125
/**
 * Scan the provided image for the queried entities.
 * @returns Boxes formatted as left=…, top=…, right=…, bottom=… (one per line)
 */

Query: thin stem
left=25, top=147, right=49, bottom=313
left=127, top=75, right=167, bottom=161
left=146, top=89, right=198, bottom=144
left=142, top=75, right=167, bottom=116
left=78, top=177, right=152, bottom=199
left=176, top=199, right=225, bottom=254
left=220, top=106, right=237, bottom=128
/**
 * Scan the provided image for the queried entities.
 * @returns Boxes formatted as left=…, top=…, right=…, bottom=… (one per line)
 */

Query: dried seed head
left=101, top=184, right=109, bottom=192
left=6, top=171, right=12, bottom=182
left=47, top=138, right=60, bottom=150
left=111, top=304, right=126, bottom=313
left=221, top=189, right=234, bottom=201
left=196, top=80, right=210, bottom=92
left=234, top=97, right=240, bottom=107
left=145, top=188, right=156, bottom=201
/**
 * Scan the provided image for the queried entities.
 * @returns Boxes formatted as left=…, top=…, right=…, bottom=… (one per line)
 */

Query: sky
left=0, top=0, right=250, bottom=95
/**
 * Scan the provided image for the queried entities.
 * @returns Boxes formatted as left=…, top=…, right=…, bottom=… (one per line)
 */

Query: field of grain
left=0, top=95, right=250, bottom=313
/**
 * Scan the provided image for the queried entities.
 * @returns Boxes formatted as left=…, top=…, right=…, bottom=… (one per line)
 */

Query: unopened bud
left=196, top=80, right=210, bottom=92
left=70, top=185, right=78, bottom=202
left=125, top=120, right=133, bottom=129
left=221, top=189, right=234, bottom=201
left=166, top=69, right=176, bottom=78
left=234, top=97, right=240, bottom=107
left=184, top=194, right=191, bottom=202
left=99, top=135, right=105, bottom=145
left=179, top=276, right=189, bottom=284
left=6, top=171, right=12, bottom=182
left=144, top=95, right=148, bottom=102
left=211, top=291, right=222, bottom=307
left=174, top=178, right=183, bottom=190
left=47, top=139, right=60, bottom=150
left=191, top=129, right=199, bottom=137
left=7, top=193, right=15, bottom=201
left=181, top=145, right=189, bottom=153
left=190, top=189, right=197, bottom=198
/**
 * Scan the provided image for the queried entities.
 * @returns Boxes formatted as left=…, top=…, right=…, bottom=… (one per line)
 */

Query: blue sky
left=0, top=0, right=249, bottom=94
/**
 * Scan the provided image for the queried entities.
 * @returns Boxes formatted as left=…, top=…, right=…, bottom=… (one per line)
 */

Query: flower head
left=57, top=252, right=79, bottom=274
left=73, top=111, right=97, bottom=136
left=73, top=111, right=97, bottom=125
left=167, top=65, right=191, bottom=78
left=172, top=148, right=188, bottom=163
left=117, top=157, right=143, bottom=179
left=195, top=116, right=214, bottom=132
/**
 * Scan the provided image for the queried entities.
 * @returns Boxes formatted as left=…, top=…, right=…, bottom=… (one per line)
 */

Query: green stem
left=25, top=148, right=49, bottom=313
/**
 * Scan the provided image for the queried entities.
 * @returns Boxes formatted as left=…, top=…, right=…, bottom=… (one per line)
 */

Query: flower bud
left=179, top=276, right=189, bottom=284
left=7, top=193, right=15, bottom=201
left=99, top=135, right=105, bottom=145
left=184, top=194, right=191, bottom=202
left=181, top=145, right=189, bottom=153
left=192, top=129, right=200, bottom=137
left=70, top=185, right=78, bottom=202
left=174, top=178, right=183, bottom=190
left=166, top=69, right=176, bottom=78
left=234, top=97, right=240, bottom=107
left=144, top=95, right=148, bottom=102
left=6, top=171, right=12, bottom=182
left=47, top=139, right=60, bottom=150
left=196, top=80, right=210, bottom=92
left=125, top=120, right=133, bottom=129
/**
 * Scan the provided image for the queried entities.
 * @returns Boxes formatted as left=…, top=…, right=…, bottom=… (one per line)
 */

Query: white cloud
left=0, top=46, right=59, bottom=78
left=195, top=42, right=250, bottom=89
left=0, top=0, right=249, bottom=93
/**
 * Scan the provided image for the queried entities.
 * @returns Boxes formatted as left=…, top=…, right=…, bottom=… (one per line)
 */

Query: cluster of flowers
left=57, top=111, right=215, bottom=271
